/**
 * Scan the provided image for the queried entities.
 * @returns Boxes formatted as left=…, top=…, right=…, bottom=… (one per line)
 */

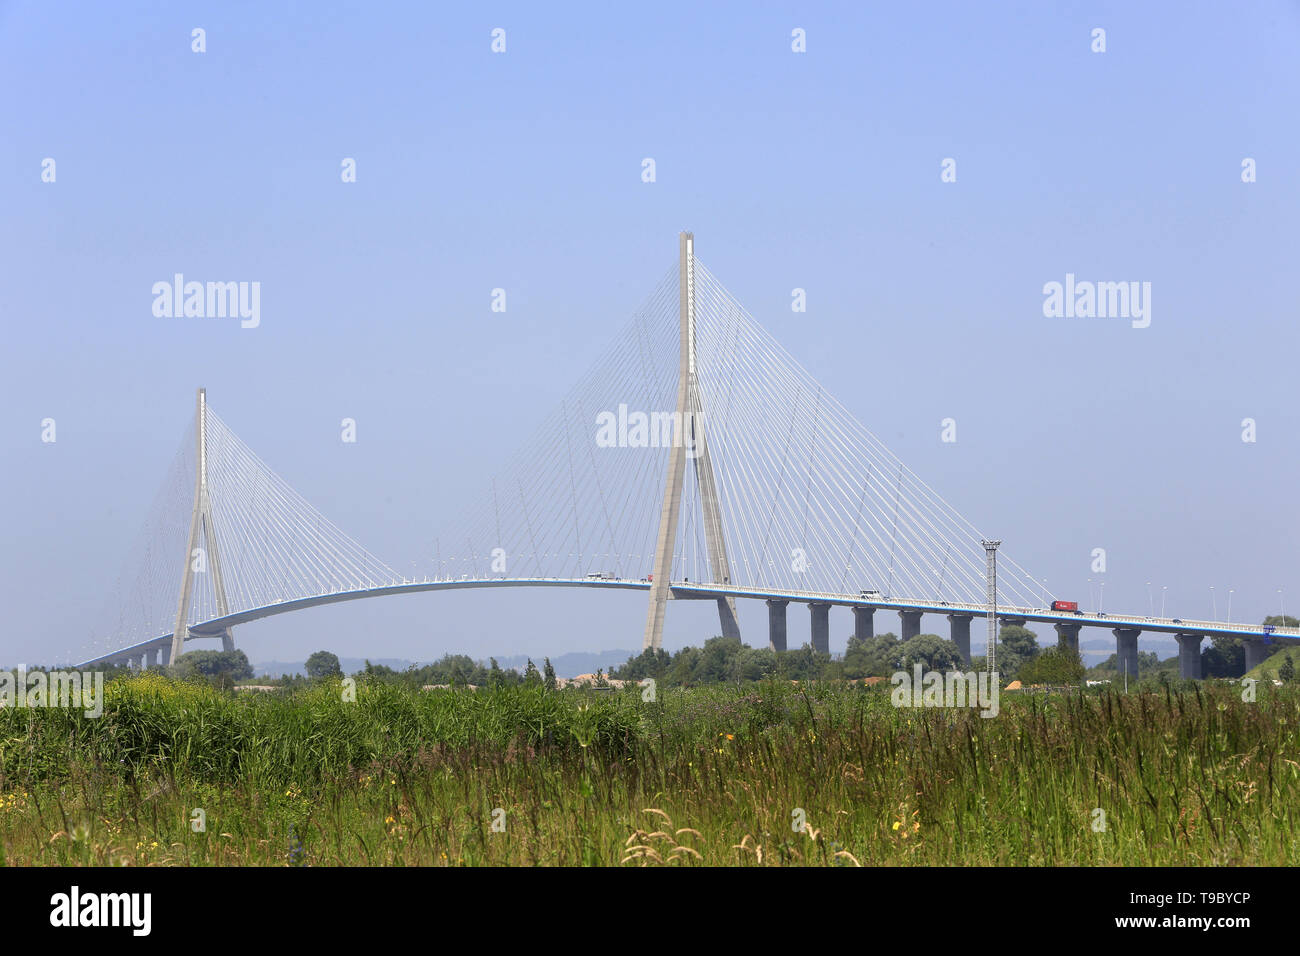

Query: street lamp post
left=982, top=540, right=1000, bottom=674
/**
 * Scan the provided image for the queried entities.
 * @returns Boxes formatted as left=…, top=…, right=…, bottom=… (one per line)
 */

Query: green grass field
left=1246, top=646, right=1300, bottom=683
left=2, top=673, right=1297, bottom=865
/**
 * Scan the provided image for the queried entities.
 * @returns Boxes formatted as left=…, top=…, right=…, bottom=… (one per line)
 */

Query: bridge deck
left=76, top=577, right=1300, bottom=668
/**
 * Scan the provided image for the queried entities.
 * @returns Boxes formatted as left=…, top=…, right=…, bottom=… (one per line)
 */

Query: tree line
left=611, top=625, right=1085, bottom=686
left=138, top=614, right=1300, bottom=690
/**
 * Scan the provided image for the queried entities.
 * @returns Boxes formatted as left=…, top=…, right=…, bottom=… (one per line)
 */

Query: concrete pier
left=853, top=606, right=875, bottom=642
left=810, top=603, right=830, bottom=654
left=1113, top=628, right=1141, bottom=682
left=1054, top=622, right=1082, bottom=656
left=1243, top=638, right=1271, bottom=673
left=767, top=599, right=788, bottom=652
left=899, top=610, right=922, bottom=641
left=1175, top=633, right=1203, bottom=680
left=948, top=613, right=973, bottom=664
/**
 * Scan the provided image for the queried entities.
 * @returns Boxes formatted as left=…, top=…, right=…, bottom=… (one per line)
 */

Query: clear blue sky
left=3, top=1, right=1298, bottom=667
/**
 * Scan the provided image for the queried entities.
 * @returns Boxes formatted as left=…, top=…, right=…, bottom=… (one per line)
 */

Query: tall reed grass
left=2, top=674, right=1295, bottom=865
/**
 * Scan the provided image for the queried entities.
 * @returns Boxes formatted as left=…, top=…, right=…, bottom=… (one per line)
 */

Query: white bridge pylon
left=170, top=388, right=232, bottom=663
left=428, top=232, right=1063, bottom=651
left=81, top=387, right=406, bottom=666
left=644, top=232, right=740, bottom=650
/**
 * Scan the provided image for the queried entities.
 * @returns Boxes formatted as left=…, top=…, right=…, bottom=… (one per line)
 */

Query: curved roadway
left=75, top=576, right=1300, bottom=668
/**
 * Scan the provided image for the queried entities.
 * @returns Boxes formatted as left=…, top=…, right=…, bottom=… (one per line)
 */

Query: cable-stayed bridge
left=73, top=234, right=1297, bottom=679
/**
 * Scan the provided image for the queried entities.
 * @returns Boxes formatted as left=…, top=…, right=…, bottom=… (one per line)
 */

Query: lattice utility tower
left=643, top=232, right=741, bottom=650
